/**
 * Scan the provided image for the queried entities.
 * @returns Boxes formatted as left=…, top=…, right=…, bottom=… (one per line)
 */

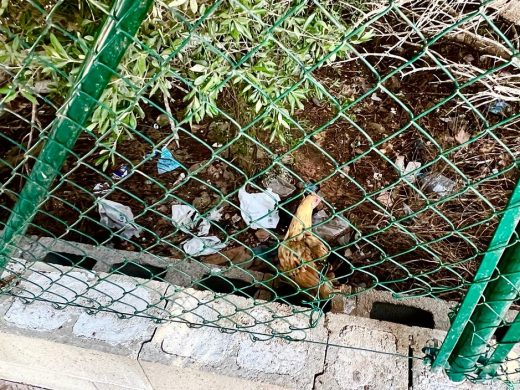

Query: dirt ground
left=1, top=25, right=519, bottom=303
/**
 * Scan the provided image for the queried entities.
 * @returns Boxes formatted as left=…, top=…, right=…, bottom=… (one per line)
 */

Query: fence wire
left=0, top=0, right=519, bottom=384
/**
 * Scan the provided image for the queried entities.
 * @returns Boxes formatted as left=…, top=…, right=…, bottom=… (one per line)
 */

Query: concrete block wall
left=0, top=237, right=512, bottom=389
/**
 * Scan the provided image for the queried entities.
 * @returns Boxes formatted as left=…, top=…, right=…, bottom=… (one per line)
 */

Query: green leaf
left=190, top=0, right=197, bottom=13
left=190, top=64, right=206, bottom=73
left=168, top=0, right=187, bottom=6
left=49, top=33, right=68, bottom=59
left=194, top=74, right=206, bottom=86
left=21, top=90, right=37, bottom=104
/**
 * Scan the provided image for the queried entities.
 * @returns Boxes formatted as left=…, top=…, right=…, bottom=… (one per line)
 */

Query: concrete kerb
left=1, top=260, right=166, bottom=358
left=139, top=288, right=328, bottom=389
left=19, top=236, right=268, bottom=294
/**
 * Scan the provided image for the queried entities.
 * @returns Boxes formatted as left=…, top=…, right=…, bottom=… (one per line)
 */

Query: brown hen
left=278, top=194, right=335, bottom=299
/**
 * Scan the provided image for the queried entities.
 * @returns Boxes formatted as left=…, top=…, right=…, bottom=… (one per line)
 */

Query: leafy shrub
left=0, top=0, right=371, bottom=169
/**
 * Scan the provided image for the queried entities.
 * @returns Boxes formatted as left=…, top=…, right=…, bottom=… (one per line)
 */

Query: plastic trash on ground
left=112, top=164, right=129, bottom=180
left=157, top=146, right=181, bottom=174
left=312, top=210, right=350, bottom=244
left=171, top=204, right=222, bottom=236
left=171, top=204, right=226, bottom=255
left=93, top=182, right=110, bottom=195
left=489, top=99, right=508, bottom=115
left=263, top=176, right=296, bottom=197
left=183, top=236, right=227, bottom=256
left=422, top=174, right=456, bottom=196
left=238, top=187, right=280, bottom=229
left=98, top=199, right=141, bottom=239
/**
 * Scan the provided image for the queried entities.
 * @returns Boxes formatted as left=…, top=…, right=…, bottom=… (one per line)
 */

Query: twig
left=163, top=91, right=179, bottom=148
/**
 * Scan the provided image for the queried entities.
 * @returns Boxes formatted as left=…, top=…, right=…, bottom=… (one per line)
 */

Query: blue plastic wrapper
left=489, top=99, right=508, bottom=114
left=157, top=146, right=181, bottom=174
left=112, top=164, right=129, bottom=180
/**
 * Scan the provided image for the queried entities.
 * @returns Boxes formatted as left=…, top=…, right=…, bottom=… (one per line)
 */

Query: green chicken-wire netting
left=0, top=0, right=519, bottom=381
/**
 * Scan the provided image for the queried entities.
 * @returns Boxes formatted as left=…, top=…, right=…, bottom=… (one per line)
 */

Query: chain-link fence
left=0, top=0, right=519, bottom=384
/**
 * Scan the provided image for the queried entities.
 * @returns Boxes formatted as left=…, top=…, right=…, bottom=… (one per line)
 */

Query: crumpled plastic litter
left=157, top=146, right=181, bottom=174
left=112, top=164, right=129, bottom=180
left=422, top=174, right=456, bottom=196
left=238, top=187, right=280, bottom=229
left=263, top=176, right=296, bottom=197
left=489, top=99, right=509, bottom=115
left=183, top=236, right=227, bottom=256
left=171, top=205, right=223, bottom=236
left=93, top=182, right=110, bottom=195
left=312, top=210, right=350, bottom=244
left=171, top=205, right=226, bottom=255
left=98, top=199, right=141, bottom=239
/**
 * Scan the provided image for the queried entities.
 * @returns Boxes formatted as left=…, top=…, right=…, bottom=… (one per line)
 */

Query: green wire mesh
left=0, top=0, right=519, bottom=383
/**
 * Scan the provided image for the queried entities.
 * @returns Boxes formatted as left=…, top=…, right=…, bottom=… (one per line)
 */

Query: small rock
left=156, top=114, right=170, bottom=127
left=422, top=174, right=456, bottom=196
left=367, top=122, right=385, bottom=134
left=385, top=76, right=401, bottom=90
left=157, top=205, right=169, bottom=214
left=193, top=192, right=212, bottom=210
left=312, top=97, right=323, bottom=107
left=255, top=229, right=270, bottom=242
left=371, top=93, right=382, bottom=102
left=312, top=210, right=350, bottom=243
left=231, top=214, right=242, bottom=225
left=463, top=54, right=474, bottom=63
left=281, top=154, right=294, bottom=165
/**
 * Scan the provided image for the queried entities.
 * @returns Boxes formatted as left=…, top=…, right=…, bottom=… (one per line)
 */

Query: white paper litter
left=98, top=199, right=141, bottom=239
left=312, top=210, right=350, bottom=243
left=183, top=236, right=227, bottom=256
left=238, top=187, right=280, bottom=229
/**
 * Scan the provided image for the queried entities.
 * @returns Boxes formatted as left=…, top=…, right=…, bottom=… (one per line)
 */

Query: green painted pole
left=478, top=312, right=520, bottom=379
left=447, top=227, right=520, bottom=381
left=0, top=0, right=153, bottom=268
left=433, top=179, right=520, bottom=372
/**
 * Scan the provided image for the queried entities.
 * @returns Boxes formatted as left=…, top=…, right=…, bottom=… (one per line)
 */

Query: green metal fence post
left=432, top=179, right=520, bottom=373
left=0, top=0, right=153, bottom=269
left=478, top=312, right=520, bottom=379
left=447, top=227, right=520, bottom=381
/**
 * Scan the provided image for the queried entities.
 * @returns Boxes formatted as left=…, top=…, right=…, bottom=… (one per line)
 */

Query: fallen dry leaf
left=455, top=129, right=471, bottom=144
left=376, top=191, right=393, bottom=207
left=202, top=246, right=252, bottom=265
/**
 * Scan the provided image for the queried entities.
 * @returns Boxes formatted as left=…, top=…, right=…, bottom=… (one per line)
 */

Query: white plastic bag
left=183, top=236, right=227, bottom=256
left=238, top=187, right=280, bottom=229
left=171, top=205, right=226, bottom=255
left=98, top=199, right=141, bottom=239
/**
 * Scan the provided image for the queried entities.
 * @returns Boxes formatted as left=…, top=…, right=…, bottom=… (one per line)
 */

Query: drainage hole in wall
left=198, top=275, right=261, bottom=298
left=42, top=252, right=97, bottom=270
left=370, top=302, right=434, bottom=329
left=110, top=262, right=167, bottom=280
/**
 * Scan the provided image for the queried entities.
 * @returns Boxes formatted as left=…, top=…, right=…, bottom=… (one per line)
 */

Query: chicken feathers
left=278, top=194, right=335, bottom=299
